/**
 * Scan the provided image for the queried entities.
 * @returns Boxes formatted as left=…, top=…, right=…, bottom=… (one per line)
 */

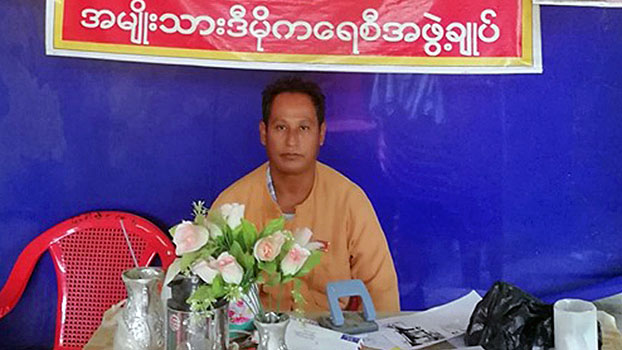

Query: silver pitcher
left=166, top=300, right=230, bottom=350
left=114, top=267, right=165, bottom=350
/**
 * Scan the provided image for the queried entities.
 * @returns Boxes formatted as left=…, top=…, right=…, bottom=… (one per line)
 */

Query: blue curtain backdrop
left=1, top=0, right=622, bottom=347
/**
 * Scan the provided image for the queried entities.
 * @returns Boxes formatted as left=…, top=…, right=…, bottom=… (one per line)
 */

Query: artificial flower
left=205, top=221, right=223, bottom=238
left=293, top=227, right=325, bottom=251
left=253, top=230, right=287, bottom=262
left=219, top=203, right=245, bottom=229
left=173, top=221, right=209, bottom=255
left=192, top=258, right=219, bottom=284
left=164, top=258, right=182, bottom=288
left=214, top=252, right=244, bottom=284
left=166, top=201, right=324, bottom=315
left=281, top=244, right=311, bottom=276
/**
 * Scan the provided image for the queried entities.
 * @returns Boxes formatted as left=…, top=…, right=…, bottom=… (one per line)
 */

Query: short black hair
left=261, top=76, right=325, bottom=125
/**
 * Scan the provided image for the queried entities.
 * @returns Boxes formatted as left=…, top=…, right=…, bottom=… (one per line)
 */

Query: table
left=84, top=304, right=622, bottom=350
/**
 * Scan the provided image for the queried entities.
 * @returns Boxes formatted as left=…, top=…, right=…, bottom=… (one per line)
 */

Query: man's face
left=260, top=92, right=326, bottom=176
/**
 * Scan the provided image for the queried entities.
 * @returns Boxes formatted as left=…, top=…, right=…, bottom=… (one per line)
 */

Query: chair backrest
left=0, top=211, right=175, bottom=350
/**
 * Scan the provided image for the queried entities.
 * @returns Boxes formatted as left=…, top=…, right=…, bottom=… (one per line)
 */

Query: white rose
left=219, top=203, right=245, bottom=229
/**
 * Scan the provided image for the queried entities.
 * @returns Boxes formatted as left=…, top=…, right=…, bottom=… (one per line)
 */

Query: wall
left=1, top=0, right=621, bottom=347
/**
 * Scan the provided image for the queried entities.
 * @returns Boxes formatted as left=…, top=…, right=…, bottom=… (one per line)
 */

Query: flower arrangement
left=164, top=201, right=324, bottom=317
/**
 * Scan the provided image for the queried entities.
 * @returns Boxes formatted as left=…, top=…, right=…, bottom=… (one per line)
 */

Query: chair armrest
left=0, top=234, right=51, bottom=317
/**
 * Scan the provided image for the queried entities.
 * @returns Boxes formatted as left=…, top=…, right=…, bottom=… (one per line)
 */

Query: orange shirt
left=211, top=161, right=400, bottom=312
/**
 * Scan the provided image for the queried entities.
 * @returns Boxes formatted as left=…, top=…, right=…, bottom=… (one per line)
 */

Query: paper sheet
left=286, top=318, right=363, bottom=350
left=361, top=291, right=482, bottom=350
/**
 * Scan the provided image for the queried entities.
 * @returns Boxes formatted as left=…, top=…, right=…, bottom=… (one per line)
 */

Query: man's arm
left=347, top=189, right=400, bottom=312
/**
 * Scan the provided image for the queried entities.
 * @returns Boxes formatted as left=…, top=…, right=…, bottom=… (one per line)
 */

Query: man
left=211, top=76, right=400, bottom=312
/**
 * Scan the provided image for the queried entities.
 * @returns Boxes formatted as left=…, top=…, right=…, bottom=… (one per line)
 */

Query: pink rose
left=173, top=221, right=209, bottom=255
left=191, top=258, right=219, bottom=284
left=253, top=231, right=287, bottom=262
left=280, top=244, right=311, bottom=276
left=214, top=252, right=244, bottom=285
left=293, top=227, right=325, bottom=251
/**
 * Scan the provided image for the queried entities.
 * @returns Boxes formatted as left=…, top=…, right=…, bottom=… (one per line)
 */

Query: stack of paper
left=361, top=290, right=483, bottom=350
left=285, top=290, right=484, bottom=350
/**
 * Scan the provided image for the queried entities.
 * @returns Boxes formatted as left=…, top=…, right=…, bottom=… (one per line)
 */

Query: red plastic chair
left=0, top=211, right=176, bottom=350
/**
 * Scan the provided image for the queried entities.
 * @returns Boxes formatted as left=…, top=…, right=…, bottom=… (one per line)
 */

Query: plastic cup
left=553, top=298, right=597, bottom=350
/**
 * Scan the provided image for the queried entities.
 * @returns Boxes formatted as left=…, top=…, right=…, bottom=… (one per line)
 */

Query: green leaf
left=198, top=245, right=216, bottom=261
left=223, top=226, right=234, bottom=247
left=168, top=224, right=179, bottom=237
left=241, top=219, right=258, bottom=251
left=188, top=284, right=218, bottom=314
left=188, top=284, right=211, bottom=302
left=235, top=232, right=247, bottom=252
left=194, top=216, right=204, bottom=226
left=260, top=217, right=285, bottom=238
left=291, top=278, right=306, bottom=313
left=179, top=251, right=202, bottom=271
left=207, top=209, right=227, bottom=228
left=266, top=272, right=281, bottom=287
left=259, top=261, right=277, bottom=274
left=281, top=275, right=294, bottom=284
left=241, top=253, right=255, bottom=271
left=230, top=241, right=244, bottom=262
left=294, top=251, right=323, bottom=277
left=211, top=275, right=225, bottom=298
left=241, top=218, right=257, bottom=234
left=231, top=224, right=243, bottom=241
left=225, top=284, right=243, bottom=301
left=213, top=234, right=226, bottom=246
left=242, top=266, right=255, bottom=288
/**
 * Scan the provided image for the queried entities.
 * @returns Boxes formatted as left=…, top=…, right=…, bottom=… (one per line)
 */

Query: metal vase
left=114, top=267, right=165, bottom=350
left=240, top=283, right=263, bottom=317
left=166, top=299, right=229, bottom=350
left=254, top=313, right=290, bottom=350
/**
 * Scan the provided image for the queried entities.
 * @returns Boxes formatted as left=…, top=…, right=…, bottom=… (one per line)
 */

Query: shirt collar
left=266, top=164, right=295, bottom=221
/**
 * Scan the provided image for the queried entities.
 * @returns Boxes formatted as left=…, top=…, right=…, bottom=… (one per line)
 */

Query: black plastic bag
left=465, top=282, right=554, bottom=350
